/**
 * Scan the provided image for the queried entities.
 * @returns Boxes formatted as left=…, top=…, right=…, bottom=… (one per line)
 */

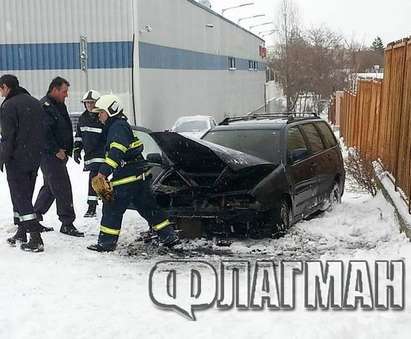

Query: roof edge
left=186, top=0, right=266, bottom=43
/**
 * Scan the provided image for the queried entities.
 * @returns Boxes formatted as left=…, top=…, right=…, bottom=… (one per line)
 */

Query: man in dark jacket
left=73, top=90, right=105, bottom=218
left=34, top=77, right=84, bottom=237
left=86, top=95, right=178, bottom=252
left=0, top=74, right=52, bottom=252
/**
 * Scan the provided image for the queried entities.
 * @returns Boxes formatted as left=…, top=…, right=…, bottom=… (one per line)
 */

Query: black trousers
left=6, top=164, right=43, bottom=232
left=34, top=155, right=76, bottom=225
left=87, top=170, right=99, bottom=206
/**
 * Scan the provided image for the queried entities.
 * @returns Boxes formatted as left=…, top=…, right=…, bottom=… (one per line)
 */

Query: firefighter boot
left=87, top=243, right=117, bottom=252
left=7, top=226, right=27, bottom=246
left=20, top=232, right=44, bottom=253
left=157, top=225, right=180, bottom=248
left=84, top=204, right=97, bottom=218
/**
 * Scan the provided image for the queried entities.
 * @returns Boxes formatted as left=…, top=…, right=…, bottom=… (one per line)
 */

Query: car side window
left=287, top=127, right=309, bottom=163
left=301, top=123, right=325, bottom=154
left=315, top=122, right=337, bottom=149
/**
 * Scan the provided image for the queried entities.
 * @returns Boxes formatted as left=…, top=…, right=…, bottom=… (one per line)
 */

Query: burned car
left=148, top=114, right=345, bottom=238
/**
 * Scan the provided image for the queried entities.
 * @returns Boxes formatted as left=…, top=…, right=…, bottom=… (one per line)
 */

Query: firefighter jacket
left=99, top=115, right=146, bottom=184
left=0, top=86, right=46, bottom=171
left=74, top=110, right=106, bottom=171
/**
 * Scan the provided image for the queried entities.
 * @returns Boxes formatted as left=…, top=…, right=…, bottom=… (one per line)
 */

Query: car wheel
left=326, top=182, right=342, bottom=212
left=273, top=199, right=291, bottom=237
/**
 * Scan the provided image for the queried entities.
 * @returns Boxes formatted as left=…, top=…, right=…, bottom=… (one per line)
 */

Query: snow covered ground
left=1, top=160, right=410, bottom=339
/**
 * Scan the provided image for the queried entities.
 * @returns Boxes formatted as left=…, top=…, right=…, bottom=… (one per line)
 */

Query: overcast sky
left=209, top=0, right=410, bottom=46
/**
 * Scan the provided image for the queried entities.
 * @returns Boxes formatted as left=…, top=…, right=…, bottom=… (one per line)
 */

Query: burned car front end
left=150, top=132, right=287, bottom=237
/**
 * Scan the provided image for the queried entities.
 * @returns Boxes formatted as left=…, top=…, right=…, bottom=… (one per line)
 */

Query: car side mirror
left=146, top=153, right=163, bottom=165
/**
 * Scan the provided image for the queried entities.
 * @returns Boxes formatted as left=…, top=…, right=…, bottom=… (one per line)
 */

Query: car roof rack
left=218, top=112, right=320, bottom=125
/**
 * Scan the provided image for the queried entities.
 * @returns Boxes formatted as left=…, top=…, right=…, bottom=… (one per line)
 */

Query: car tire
left=322, top=182, right=342, bottom=212
left=273, top=199, right=291, bottom=237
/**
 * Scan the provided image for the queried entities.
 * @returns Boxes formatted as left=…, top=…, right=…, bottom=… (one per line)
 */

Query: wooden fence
left=337, top=38, right=411, bottom=212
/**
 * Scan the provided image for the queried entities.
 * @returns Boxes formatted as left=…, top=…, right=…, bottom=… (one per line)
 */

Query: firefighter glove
left=92, top=175, right=113, bottom=202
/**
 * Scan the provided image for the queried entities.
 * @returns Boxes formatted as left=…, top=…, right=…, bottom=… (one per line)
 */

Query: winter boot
left=157, top=225, right=180, bottom=248
left=84, top=204, right=97, bottom=218
left=20, top=232, right=44, bottom=253
left=87, top=243, right=117, bottom=252
left=7, top=226, right=27, bottom=246
left=60, top=224, right=84, bottom=237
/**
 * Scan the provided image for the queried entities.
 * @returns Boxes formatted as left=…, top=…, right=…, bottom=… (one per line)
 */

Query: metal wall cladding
left=0, top=0, right=135, bottom=114
left=138, top=0, right=265, bottom=61
left=0, top=0, right=133, bottom=43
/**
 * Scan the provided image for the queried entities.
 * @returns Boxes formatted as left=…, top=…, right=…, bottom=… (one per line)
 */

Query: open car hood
left=150, top=132, right=277, bottom=177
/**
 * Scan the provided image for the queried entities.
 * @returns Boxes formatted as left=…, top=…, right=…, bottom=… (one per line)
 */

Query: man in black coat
left=0, top=74, right=52, bottom=252
left=73, top=90, right=105, bottom=218
left=33, top=77, right=84, bottom=237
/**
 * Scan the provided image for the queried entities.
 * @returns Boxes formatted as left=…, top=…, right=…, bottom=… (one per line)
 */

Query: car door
left=286, top=126, right=314, bottom=217
left=314, top=121, right=342, bottom=196
left=299, top=123, right=327, bottom=208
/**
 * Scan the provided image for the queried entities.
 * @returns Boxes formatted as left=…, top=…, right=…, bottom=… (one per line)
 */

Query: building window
left=248, top=60, right=254, bottom=70
left=253, top=61, right=258, bottom=71
left=228, top=57, right=236, bottom=70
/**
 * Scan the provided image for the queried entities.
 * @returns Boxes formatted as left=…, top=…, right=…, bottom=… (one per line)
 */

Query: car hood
left=151, top=132, right=277, bottom=177
left=178, top=131, right=206, bottom=139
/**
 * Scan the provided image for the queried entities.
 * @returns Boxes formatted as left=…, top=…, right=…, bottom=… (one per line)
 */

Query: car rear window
left=301, top=123, right=325, bottom=153
left=315, top=122, right=337, bottom=148
left=203, top=129, right=281, bottom=164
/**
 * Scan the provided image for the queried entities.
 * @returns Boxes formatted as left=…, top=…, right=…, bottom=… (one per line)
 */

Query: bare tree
left=269, top=0, right=306, bottom=112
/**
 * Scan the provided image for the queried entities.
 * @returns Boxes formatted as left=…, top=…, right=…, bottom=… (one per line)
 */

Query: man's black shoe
left=60, top=224, right=84, bottom=237
left=20, top=233, right=44, bottom=253
left=7, top=227, right=27, bottom=246
left=87, top=243, right=116, bottom=252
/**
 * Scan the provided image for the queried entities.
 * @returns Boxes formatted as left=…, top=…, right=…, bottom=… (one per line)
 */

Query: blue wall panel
left=0, top=41, right=264, bottom=71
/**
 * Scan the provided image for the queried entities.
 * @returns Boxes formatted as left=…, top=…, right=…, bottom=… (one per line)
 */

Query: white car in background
left=171, top=115, right=217, bottom=139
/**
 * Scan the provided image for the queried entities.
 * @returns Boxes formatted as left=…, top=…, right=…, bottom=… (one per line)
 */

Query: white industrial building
left=0, top=0, right=267, bottom=130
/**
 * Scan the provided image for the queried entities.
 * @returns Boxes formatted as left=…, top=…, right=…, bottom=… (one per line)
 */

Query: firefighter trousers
left=34, top=155, right=76, bottom=225
left=98, top=177, right=171, bottom=247
left=87, top=170, right=99, bottom=206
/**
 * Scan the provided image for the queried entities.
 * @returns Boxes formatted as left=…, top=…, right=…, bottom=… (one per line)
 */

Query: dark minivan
left=150, top=113, right=345, bottom=238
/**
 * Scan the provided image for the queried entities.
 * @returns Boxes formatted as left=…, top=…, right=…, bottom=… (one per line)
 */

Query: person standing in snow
left=73, top=90, right=105, bottom=218
left=0, top=74, right=53, bottom=252
left=34, top=77, right=84, bottom=238
left=86, top=94, right=179, bottom=252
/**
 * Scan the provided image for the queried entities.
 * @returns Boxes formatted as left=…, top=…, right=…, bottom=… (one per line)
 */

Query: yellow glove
left=91, top=175, right=113, bottom=202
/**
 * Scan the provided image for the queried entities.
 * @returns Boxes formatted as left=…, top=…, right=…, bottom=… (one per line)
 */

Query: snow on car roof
left=174, top=115, right=213, bottom=123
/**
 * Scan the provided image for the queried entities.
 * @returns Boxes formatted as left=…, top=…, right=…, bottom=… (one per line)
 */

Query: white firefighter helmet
left=81, top=89, right=101, bottom=103
left=93, top=94, right=124, bottom=117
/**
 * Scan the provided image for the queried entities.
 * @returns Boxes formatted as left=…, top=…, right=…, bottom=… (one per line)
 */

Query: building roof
left=186, top=0, right=265, bottom=43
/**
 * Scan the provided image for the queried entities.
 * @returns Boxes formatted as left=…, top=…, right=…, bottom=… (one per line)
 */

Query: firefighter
left=0, top=74, right=52, bottom=252
left=87, top=95, right=179, bottom=252
left=33, top=77, right=84, bottom=237
left=73, top=90, right=105, bottom=218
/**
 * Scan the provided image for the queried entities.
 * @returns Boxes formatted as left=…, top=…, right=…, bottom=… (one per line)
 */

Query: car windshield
left=203, top=129, right=281, bottom=164
left=174, top=120, right=208, bottom=132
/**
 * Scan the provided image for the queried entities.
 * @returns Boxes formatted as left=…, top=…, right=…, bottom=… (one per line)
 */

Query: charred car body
left=149, top=114, right=345, bottom=238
